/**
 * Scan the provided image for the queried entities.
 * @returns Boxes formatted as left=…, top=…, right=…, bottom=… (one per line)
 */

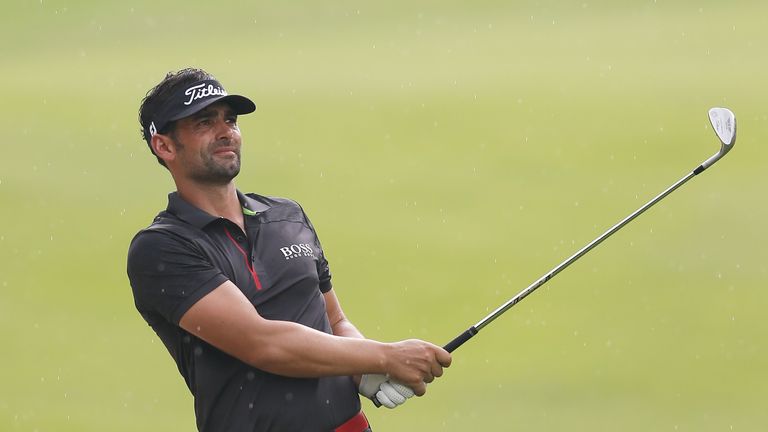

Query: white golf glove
left=375, top=380, right=415, bottom=409
left=359, top=374, right=415, bottom=409
left=358, top=374, right=387, bottom=398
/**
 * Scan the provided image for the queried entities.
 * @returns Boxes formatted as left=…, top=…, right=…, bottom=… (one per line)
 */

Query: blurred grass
left=1, top=1, right=767, bottom=431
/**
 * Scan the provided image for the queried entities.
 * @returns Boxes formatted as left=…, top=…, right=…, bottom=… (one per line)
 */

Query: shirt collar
left=166, top=190, right=271, bottom=229
left=237, top=190, right=271, bottom=214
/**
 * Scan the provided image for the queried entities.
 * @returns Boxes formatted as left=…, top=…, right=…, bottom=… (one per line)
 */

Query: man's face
left=169, top=102, right=243, bottom=185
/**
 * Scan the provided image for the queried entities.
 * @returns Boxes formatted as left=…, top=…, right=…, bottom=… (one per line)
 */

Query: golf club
left=371, top=107, right=735, bottom=408
left=442, top=106, right=736, bottom=353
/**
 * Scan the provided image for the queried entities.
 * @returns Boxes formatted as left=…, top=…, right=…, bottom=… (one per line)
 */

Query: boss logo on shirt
left=279, top=243, right=315, bottom=260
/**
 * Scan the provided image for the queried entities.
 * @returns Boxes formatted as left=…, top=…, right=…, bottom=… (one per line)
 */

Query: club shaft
left=444, top=169, right=699, bottom=353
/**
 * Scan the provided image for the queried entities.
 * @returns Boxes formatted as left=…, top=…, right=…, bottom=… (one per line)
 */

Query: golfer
left=127, top=68, right=451, bottom=432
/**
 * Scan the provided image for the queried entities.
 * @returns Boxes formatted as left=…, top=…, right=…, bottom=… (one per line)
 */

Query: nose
left=214, top=117, right=239, bottom=142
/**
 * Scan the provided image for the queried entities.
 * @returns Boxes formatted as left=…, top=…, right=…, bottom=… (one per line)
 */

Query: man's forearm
left=180, top=281, right=449, bottom=392
left=331, top=317, right=365, bottom=339
left=239, top=318, right=388, bottom=378
left=324, top=289, right=365, bottom=340
left=328, top=316, right=366, bottom=385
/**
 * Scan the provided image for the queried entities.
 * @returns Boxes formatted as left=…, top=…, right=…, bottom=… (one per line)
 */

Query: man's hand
left=375, top=380, right=415, bottom=409
left=359, top=339, right=451, bottom=408
left=359, top=374, right=415, bottom=409
left=383, top=339, right=452, bottom=395
left=358, top=373, right=387, bottom=399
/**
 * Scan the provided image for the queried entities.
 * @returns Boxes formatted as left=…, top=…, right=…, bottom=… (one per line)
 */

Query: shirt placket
left=223, top=225, right=263, bottom=291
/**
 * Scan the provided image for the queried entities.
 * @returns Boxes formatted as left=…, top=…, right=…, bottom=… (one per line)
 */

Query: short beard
left=172, top=134, right=241, bottom=185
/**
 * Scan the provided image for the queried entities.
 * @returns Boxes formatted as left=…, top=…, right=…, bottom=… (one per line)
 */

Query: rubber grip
left=370, top=396, right=382, bottom=407
left=443, top=326, right=478, bottom=353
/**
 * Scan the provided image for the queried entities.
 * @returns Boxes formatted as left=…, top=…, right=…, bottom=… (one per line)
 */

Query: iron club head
left=709, top=107, right=737, bottom=149
left=699, top=107, right=736, bottom=171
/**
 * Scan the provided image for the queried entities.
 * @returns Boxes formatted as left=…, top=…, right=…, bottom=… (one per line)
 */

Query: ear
left=151, top=133, right=177, bottom=164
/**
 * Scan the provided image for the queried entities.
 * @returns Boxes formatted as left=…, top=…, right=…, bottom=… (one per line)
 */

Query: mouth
left=212, top=147, right=239, bottom=157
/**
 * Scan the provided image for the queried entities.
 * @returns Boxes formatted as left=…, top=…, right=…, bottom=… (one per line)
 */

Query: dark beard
left=195, top=148, right=241, bottom=185
left=174, top=136, right=241, bottom=185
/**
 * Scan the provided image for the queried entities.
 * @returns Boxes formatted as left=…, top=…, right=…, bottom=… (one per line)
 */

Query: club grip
left=443, top=326, right=478, bottom=353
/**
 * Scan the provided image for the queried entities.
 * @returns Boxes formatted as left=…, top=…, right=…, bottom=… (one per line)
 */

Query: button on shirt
left=127, top=191, right=360, bottom=432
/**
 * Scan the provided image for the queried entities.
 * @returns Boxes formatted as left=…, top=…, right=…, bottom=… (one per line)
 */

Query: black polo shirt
left=127, top=191, right=360, bottom=432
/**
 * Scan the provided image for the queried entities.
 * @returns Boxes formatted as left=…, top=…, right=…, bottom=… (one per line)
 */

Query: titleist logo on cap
left=144, top=78, right=255, bottom=143
left=184, top=82, right=228, bottom=106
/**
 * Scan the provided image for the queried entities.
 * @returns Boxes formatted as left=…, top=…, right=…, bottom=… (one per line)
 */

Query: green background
left=2, top=1, right=766, bottom=430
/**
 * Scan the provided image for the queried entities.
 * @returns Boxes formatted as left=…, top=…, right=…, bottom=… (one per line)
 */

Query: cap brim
left=168, top=94, right=256, bottom=122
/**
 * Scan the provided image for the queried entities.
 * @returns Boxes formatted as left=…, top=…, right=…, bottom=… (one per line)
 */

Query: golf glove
left=359, top=374, right=387, bottom=398
left=375, top=380, right=415, bottom=409
left=359, top=374, right=414, bottom=409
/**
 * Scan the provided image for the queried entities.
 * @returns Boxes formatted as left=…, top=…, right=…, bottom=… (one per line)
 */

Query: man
left=127, top=68, right=451, bottom=432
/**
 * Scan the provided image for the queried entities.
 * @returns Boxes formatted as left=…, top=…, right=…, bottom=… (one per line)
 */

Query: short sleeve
left=127, top=230, right=228, bottom=325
